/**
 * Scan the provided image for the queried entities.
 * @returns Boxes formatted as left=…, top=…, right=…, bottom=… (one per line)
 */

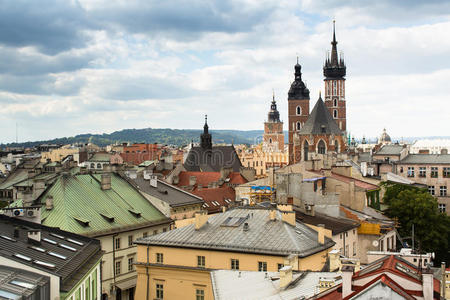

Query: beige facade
left=40, top=147, right=79, bottom=163
left=306, top=224, right=359, bottom=259
left=98, top=223, right=171, bottom=300
left=239, top=146, right=288, bottom=178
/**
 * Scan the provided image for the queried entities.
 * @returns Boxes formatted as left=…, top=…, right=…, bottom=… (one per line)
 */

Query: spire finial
left=333, top=20, right=336, bottom=43
left=272, top=88, right=275, bottom=101
left=205, top=114, right=208, bottom=124
left=296, top=55, right=299, bottom=64
left=319, top=91, right=321, bottom=98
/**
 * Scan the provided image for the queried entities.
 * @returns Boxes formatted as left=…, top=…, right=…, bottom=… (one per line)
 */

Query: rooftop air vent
left=243, top=222, right=249, bottom=231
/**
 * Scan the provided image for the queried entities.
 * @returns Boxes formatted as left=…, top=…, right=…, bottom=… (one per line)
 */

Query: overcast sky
left=1, top=0, right=450, bottom=143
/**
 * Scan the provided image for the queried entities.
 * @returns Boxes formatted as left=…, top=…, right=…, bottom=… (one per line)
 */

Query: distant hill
left=1, top=128, right=282, bottom=148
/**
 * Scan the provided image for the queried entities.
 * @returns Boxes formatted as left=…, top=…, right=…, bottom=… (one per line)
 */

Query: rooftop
left=398, top=154, right=450, bottom=165
left=374, top=144, right=405, bottom=156
left=184, top=145, right=242, bottom=172
left=136, top=207, right=335, bottom=257
left=0, top=265, right=50, bottom=299
left=295, top=210, right=360, bottom=235
left=0, top=214, right=102, bottom=292
left=298, top=96, right=343, bottom=136
left=36, top=173, right=171, bottom=236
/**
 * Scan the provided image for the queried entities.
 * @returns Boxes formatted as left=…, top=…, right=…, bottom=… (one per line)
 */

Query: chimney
left=269, top=210, right=276, bottom=221
left=150, top=176, right=158, bottom=188
left=195, top=213, right=208, bottom=230
left=243, top=222, right=249, bottom=231
left=305, top=203, right=315, bottom=216
left=341, top=265, right=354, bottom=298
left=328, top=249, right=341, bottom=271
left=189, top=176, right=197, bottom=186
left=317, top=224, right=325, bottom=245
left=46, top=196, right=54, bottom=210
left=173, top=175, right=179, bottom=185
left=279, top=266, right=293, bottom=289
left=281, top=211, right=296, bottom=226
left=27, top=230, right=41, bottom=243
left=101, top=173, right=111, bottom=190
left=422, top=268, right=434, bottom=300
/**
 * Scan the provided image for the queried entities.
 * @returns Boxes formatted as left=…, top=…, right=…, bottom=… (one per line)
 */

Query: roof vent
left=243, top=222, right=249, bottom=231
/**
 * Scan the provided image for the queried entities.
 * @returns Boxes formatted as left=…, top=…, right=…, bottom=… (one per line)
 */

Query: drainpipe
left=146, top=246, right=150, bottom=300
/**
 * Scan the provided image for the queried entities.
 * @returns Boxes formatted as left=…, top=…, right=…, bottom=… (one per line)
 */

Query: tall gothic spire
left=268, top=92, right=280, bottom=122
left=330, top=20, right=338, bottom=67
left=324, top=21, right=346, bottom=79
left=200, top=114, right=212, bottom=149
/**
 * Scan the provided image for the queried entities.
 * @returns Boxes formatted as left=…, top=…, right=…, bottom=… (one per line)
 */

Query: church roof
left=183, top=145, right=242, bottom=172
left=298, top=95, right=343, bottom=135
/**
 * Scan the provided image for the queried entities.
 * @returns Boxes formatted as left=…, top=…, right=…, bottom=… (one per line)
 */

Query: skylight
left=10, top=280, right=35, bottom=289
left=34, top=260, right=56, bottom=269
left=50, top=233, right=65, bottom=240
left=0, top=235, right=16, bottom=242
left=59, top=243, right=77, bottom=252
left=0, top=289, right=20, bottom=300
left=43, top=238, right=57, bottom=245
left=30, top=246, right=46, bottom=253
left=67, top=238, right=84, bottom=246
left=48, top=251, right=67, bottom=260
left=13, top=254, right=32, bottom=262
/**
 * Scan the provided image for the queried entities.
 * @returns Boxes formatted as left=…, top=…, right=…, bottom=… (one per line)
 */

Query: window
left=231, top=259, right=239, bottom=270
left=345, top=245, right=349, bottom=257
left=128, top=257, right=134, bottom=271
left=153, top=230, right=158, bottom=235
left=333, top=109, right=338, bottom=119
left=156, top=253, right=164, bottom=264
left=407, top=167, right=415, bottom=177
left=196, top=289, right=205, bottom=300
left=439, top=204, right=446, bottom=213
left=333, top=98, right=337, bottom=107
left=440, top=186, right=447, bottom=197
left=128, top=235, right=133, bottom=246
left=143, top=232, right=148, bottom=238
left=419, top=167, right=426, bottom=177
left=296, top=122, right=301, bottom=131
left=90, top=163, right=95, bottom=169
left=115, top=261, right=121, bottom=275
left=431, top=167, right=438, bottom=178
left=156, top=283, right=164, bottom=300
left=353, top=242, right=357, bottom=256
left=114, top=237, right=120, bottom=250
left=318, top=140, right=326, bottom=154
left=444, top=167, right=450, bottom=178
left=258, top=261, right=267, bottom=272
left=163, top=228, right=167, bottom=232
left=333, top=80, right=337, bottom=95
left=197, top=255, right=205, bottom=268
left=296, top=106, right=301, bottom=115
left=97, top=163, right=102, bottom=169
left=277, top=263, right=284, bottom=271
left=428, top=186, right=435, bottom=196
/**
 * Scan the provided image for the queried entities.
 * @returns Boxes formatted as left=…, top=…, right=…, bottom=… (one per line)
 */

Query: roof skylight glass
left=43, top=238, right=57, bottom=245
left=59, top=243, right=77, bottom=252
left=48, top=251, right=67, bottom=260
left=10, top=280, right=35, bottom=289
left=67, top=238, right=84, bottom=246
left=34, top=260, right=56, bottom=269
left=0, top=235, right=16, bottom=242
left=13, top=254, right=32, bottom=261
left=30, top=246, right=46, bottom=253
left=50, top=233, right=65, bottom=240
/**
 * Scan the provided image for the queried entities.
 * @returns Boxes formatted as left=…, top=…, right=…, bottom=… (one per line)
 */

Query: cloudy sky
left=1, top=0, right=450, bottom=143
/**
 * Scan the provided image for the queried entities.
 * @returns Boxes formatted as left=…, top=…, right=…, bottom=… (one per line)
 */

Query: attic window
left=34, top=260, right=56, bottom=269
left=74, top=217, right=90, bottom=227
left=128, top=209, right=141, bottom=218
left=321, top=125, right=326, bottom=133
left=13, top=254, right=32, bottom=262
left=67, top=238, right=84, bottom=246
left=100, top=213, right=115, bottom=223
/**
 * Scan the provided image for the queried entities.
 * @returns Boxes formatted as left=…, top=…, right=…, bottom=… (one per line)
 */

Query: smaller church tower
left=323, top=21, right=347, bottom=132
left=288, top=58, right=310, bottom=164
left=263, top=93, right=284, bottom=152
left=200, top=115, right=212, bottom=150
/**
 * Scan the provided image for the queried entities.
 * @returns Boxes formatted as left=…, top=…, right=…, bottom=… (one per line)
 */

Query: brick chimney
left=279, top=266, right=293, bottom=289
left=101, top=173, right=111, bottom=190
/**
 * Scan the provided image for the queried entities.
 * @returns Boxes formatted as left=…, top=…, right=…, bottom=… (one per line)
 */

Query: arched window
left=303, top=140, right=309, bottom=161
left=333, top=98, right=338, bottom=107
left=318, top=140, right=326, bottom=154
left=90, top=163, right=95, bottom=169
left=335, top=140, right=339, bottom=153
left=333, top=109, right=338, bottom=119
left=269, top=138, right=272, bottom=144
left=296, top=106, right=301, bottom=115
left=333, top=80, right=337, bottom=96
left=296, top=122, right=301, bottom=131
left=97, top=163, right=102, bottom=169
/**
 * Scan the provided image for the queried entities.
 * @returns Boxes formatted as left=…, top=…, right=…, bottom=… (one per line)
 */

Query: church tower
left=288, top=59, right=310, bottom=164
left=263, top=93, right=284, bottom=152
left=323, top=21, right=347, bottom=132
left=200, top=115, right=212, bottom=150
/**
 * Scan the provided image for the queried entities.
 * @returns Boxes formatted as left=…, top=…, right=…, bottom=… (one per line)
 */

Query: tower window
left=296, top=122, right=301, bottom=131
left=269, top=138, right=272, bottom=143
left=333, top=109, right=338, bottom=119
left=318, top=140, right=326, bottom=154
left=333, top=81, right=337, bottom=96
left=296, top=106, right=301, bottom=115
left=333, top=98, right=337, bottom=107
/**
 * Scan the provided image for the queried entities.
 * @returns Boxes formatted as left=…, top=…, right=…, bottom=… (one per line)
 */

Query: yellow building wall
left=40, top=148, right=79, bottom=162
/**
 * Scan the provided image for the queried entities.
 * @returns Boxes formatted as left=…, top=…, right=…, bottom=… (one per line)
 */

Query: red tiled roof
left=228, top=172, right=247, bottom=185
left=177, top=171, right=221, bottom=187
left=192, top=185, right=235, bottom=213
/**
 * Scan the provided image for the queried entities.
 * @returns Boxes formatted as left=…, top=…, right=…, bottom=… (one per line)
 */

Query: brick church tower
left=288, top=59, right=310, bottom=164
left=323, top=21, right=347, bottom=132
left=263, top=94, right=284, bottom=152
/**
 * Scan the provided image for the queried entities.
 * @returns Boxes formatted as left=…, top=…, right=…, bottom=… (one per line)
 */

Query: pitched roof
left=0, top=265, right=50, bottom=298
left=177, top=171, right=221, bottom=187
left=0, top=214, right=102, bottom=292
left=398, top=154, right=450, bottom=165
left=298, top=97, right=343, bottom=135
left=184, top=145, right=242, bottom=172
left=131, top=175, right=203, bottom=208
left=135, top=207, right=335, bottom=257
left=88, top=153, right=111, bottom=162
left=374, top=144, right=404, bottom=156
left=309, top=170, right=379, bottom=191
left=191, top=185, right=236, bottom=213
left=295, top=210, right=360, bottom=235
left=36, top=173, right=171, bottom=236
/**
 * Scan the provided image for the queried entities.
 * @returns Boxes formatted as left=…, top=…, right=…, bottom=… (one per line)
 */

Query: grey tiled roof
left=0, top=215, right=102, bottom=292
left=298, top=97, right=343, bottom=135
left=184, top=145, right=242, bottom=172
left=374, top=144, right=404, bottom=156
left=398, top=154, right=450, bottom=165
left=131, top=175, right=204, bottom=208
left=136, top=207, right=335, bottom=257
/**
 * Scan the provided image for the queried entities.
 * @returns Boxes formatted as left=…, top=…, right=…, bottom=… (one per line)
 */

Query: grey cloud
left=0, top=0, right=95, bottom=54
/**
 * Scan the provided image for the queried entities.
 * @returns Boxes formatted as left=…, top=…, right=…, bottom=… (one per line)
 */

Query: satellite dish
left=372, top=240, right=379, bottom=247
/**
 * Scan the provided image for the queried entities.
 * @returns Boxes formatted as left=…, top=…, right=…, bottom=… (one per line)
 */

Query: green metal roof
left=0, top=170, right=29, bottom=190
left=88, top=153, right=111, bottom=162
left=38, top=173, right=170, bottom=236
left=139, top=160, right=157, bottom=167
